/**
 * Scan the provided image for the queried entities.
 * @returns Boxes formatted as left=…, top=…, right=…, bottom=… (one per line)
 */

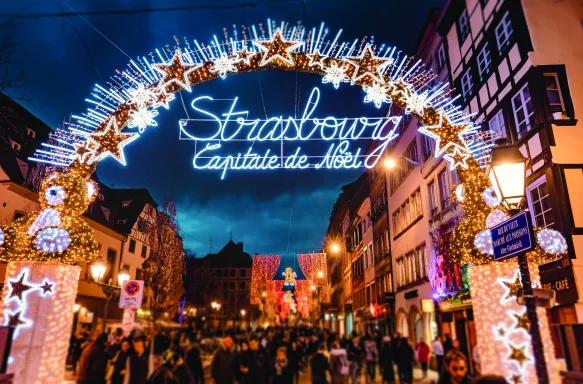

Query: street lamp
left=487, top=143, right=549, bottom=383
left=330, top=242, right=341, bottom=254
left=317, top=271, right=324, bottom=279
left=240, top=309, right=246, bottom=317
left=384, top=155, right=420, bottom=169
left=117, top=266, right=130, bottom=286
left=89, top=259, right=123, bottom=332
left=91, top=258, right=107, bottom=281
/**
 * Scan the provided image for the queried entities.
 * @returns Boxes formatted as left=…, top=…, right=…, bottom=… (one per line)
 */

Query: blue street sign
left=490, top=211, right=535, bottom=261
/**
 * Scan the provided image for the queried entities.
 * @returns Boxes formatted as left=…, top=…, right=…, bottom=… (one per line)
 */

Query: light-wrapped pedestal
left=0, top=261, right=80, bottom=383
left=468, top=262, right=560, bottom=384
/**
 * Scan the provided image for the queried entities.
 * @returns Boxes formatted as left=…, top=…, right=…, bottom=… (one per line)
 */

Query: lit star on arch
left=153, top=88, right=175, bottom=110
left=234, top=46, right=254, bottom=66
left=443, top=146, right=471, bottom=170
left=153, top=50, right=200, bottom=92
left=499, top=272, right=523, bottom=302
left=72, top=140, right=99, bottom=164
left=8, top=271, right=32, bottom=302
left=253, top=30, right=303, bottom=67
left=85, top=117, right=140, bottom=166
left=307, top=50, right=326, bottom=69
left=343, top=44, right=393, bottom=84
left=419, top=114, right=472, bottom=156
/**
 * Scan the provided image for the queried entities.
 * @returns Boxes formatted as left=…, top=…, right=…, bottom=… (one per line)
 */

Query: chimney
left=237, top=242, right=243, bottom=250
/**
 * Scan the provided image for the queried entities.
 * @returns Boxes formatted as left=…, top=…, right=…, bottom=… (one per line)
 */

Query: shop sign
left=404, top=290, right=418, bottom=300
left=491, top=212, right=535, bottom=261
left=540, top=266, right=579, bottom=306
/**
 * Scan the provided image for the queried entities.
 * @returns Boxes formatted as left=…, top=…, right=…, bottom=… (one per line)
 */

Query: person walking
left=415, top=338, right=431, bottom=379
left=185, top=337, right=204, bottom=384
left=396, top=337, right=414, bottom=384
left=211, top=336, right=239, bottom=384
left=289, top=340, right=304, bottom=384
left=126, top=335, right=151, bottom=384
left=378, top=337, right=395, bottom=384
left=273, top=347, right=294, bottom=384
left=107, top=339, right=131, bottom=384
left=363, top=336, right=378, bottom=384
left=310, top=343, right=330, bottom=384
left=432, top=336, right=444, bottom=375
left=240, top=336, right=271, bottom=384
left=346, top=336, right=362, bottom=384
left=76, top=333, right=109, bottom=384
left=443, top=334, right=453, bottom=356
left=329, top=342, right=350, bottom=384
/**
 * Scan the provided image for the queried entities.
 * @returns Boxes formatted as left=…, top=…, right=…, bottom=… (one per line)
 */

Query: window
left=421, top=135, right=433, bottom=161
left=512, top=84, right=534, bottom=139
left=122, top=200, right=131, bottom=208
left=141, top=244, right=148, bottom=258
left=405, top=251, right=417, bottom=284
left=428, top=181, right=438, bottom=216
left=396, top=257, right=405, bottom=288
left=216, top=269, right=222, bottom=277
left=544, top=74, right=565, bottom=114
left=488, top=110, right=506, bottom=140
left=435, top=45, right=446, bottom=72
left=136, top=269, right=142, bottom=280
left=240, top=282, right=246, bottom=289
left=240, top=269, right=246, bottom=277
left=438, top=171, right=451, bottom=208
left=10, top=139, right=21, bottom=153
left=495, top=11, right=513, bottom=53
left=477, top=44, right=491, bottom=79
left=527, top=177, right=554, bottom=228
left=146, top=205, right=153, bottom=215
left=98, top=194, right=105, bottom=201
left=392, top=190, right=422, bottom=235
left=231, top=269, right=236, bottom=277
left=129, top=239, right=136, bottom=253
left=137, top=217, right=147, bottom=232
left=461, top=68, right=473, bottom=97
left=458, top=9, right=470, bottom=42
left=229, top=282, right=235, bottom=289
left=26, top=127, right=36, bottom=138
left=223, top=282, right=228, bottom=290
left=416, top=245, right=428, bottom=279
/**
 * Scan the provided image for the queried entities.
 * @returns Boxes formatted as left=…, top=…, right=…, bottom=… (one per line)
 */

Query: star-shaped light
left=86, top=117, right=140, bottom=166
left=418, top=114, right=471, bottom=155
left=153, top=88, right=176, bottom=110
left=343, top=44, right=392, bottom=84
left=509, top=373, right=523, bottom=384
left=307, top=50, right=326, bottom=69
left=253, top=30, right=303, bottom=67
left=127, top=84, right=156, bottom=107
left=6, top=310, right=26, bottom=327
left=39, top=280, right=54, bottom=295
left=8, top=271, right=32, bottom=302
left=513, top=311, right=530, bottom=331
left=234, top=46, right=254, bottom=66
left=210, top=55, right=238, bottom=79
left=363, top=82, right=392, bottom=109
left=73, top=140, right=99, bottom=164
left=128, top=108, right=159, bottom=133
left=494, top=325, right=507, bottom=340
left=153, top=50, right=200, bottom=92
left=443, top=146, right=471, bottom=170
left=508, top=344, right=530, bottom=366
left=322, top=61, right=350, bottom=89
left=499, top=272, right=523, bottom=302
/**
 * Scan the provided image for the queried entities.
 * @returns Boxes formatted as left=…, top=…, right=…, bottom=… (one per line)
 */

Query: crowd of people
left=69, top=326, right=505, bottom=384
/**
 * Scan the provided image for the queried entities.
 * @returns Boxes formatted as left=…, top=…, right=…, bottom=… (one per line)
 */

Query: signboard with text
left=119, top=280, right=144, bottom=309
left=491, top=212, right=535, bottom=261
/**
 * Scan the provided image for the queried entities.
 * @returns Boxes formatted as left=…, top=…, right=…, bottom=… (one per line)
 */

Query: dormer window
left=122, top=200, right=131, bottom=208
left=10, top=139, right=21, bottom=153
left=98, top=194, right=105, bottom=201
left=117, top=219, right=127, bottom=224
left=26, top=128, right=36, bottom=138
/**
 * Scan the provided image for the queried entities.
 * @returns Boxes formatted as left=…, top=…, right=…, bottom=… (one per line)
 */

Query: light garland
left=536, top=229, right=567, bottom=255
left=363, top=82, right=392, bottom=109
left=210, top=55, right=239, bottom=79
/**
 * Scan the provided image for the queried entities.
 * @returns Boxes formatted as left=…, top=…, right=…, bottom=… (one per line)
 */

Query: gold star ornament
left=508, top=344, right=530, bottom=366
left=307, top=50, right=326, bottom=69
left=153, top=50, right=200, bottom=92
left=254, top=30, right=303, bottom=67
left=444, top=146, right=471, bottom=170
left=513, top=311, right=530, bottom=331
left=419, top=115, right=471, bottom=156
left=501, top=273, right=523, bottom=301
left=86, top=117, right=140, bottom=166
left=510, top=374, right=522, bottom=384
left=344, top=44, right=393, bottom=84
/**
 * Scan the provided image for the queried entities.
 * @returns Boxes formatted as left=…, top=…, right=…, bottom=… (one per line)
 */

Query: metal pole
left=517, top=251, right=549, bottom=384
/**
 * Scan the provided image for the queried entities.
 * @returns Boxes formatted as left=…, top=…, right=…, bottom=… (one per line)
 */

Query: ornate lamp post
left=487, top=144, right=549, bottom=384
left=90, top=259, right=130, bottom=332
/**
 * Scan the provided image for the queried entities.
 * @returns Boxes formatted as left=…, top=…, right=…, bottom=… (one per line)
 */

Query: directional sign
left=119, top=280, right=144, bottom=309
left=490, top=211, right=535, bottom=261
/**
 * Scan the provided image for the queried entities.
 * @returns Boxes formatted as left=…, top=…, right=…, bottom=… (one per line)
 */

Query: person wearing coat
left=108, top=339, right=131, bottom=384
left=185, top=340, right=204, bottom=384
left=310, top=344, right=330, bottom=384
left=415, top=338, right=431, bottom=379
left=329, top=342, right=350, bottom=384
left=379, top=337, right=395, bottom=384
left=396, top=337, right=414, bottom=384
left=211, top=336, right=239, bottom=384
left=76, top=333, right=109, bottom=384
left=240, top=336, right=272, bottom=384
left=273, top=347, right=294, bottom=384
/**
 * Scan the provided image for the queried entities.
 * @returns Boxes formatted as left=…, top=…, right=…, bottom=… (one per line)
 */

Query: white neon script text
left=181, top=87, right=401, bottom=178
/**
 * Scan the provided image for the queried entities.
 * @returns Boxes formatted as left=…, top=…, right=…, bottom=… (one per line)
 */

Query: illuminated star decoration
left=495, top=325, right=507, bottom=340
left=343, top=44, right=392, bottom=84
left=443, top=146, right=471, bottom=170
left=508, top=344, right=530, bottom=367
left=234, top=46, right=254, bottom=66
left=513, top=311, right=530, bottom=331
left=499, top=272, right=523, bottom=302
left=509, top=373, right=523, bottom=384
left=322, top=61, right=350, bottom=89
left=210, top=55, right=238, bottom=79
left=153, top=50, right=200, bottom=92
left=306, top=50, right=326, bottom=69
left=419, top=115, right=471, bottom=155
left=39, top=280, right=54, bottom=295
left=72, top=140, right=98, bottom=164
left=404, top=90, right=429, bottom=115
left=363, top=82, right=392, bottom=109
left=5, top=309, right=27, bottom=327
left=86, top=117, right=140, bottom=166
left=153, top=88, right=175, bottom=110
left=128, top=108, right=159, bottom=133
left=253, top=30, right=303, bottom=67
left=8, top=271, right=32, bottom=302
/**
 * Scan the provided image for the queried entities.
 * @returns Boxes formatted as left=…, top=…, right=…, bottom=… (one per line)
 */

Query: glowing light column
left=468, top=262, right=560, bottom=384
left=1, top=261, right=80, bottom=384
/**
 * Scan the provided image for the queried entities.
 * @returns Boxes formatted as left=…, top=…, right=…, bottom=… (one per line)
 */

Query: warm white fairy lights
left=27, top=208, right=61, bottom=236
left=34, top=228, right=72, bottom=253
left=455, top=184, right=465, bottom=202
left=45, top=186, right=66, bottom=206
left=486, top=210, right=509, bottom=229
left=483, top=187, right=501, bottom=207
left=474, top=229, right=494, bottom=255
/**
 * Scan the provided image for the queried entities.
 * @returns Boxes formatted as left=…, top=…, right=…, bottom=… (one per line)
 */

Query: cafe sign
left=540, top=265, right=579, bottom=306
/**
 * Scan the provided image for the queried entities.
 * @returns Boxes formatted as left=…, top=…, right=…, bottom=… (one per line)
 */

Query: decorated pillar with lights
left=1, top=262, right=80, bottom=383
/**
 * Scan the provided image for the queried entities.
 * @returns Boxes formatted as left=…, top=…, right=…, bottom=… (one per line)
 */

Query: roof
left=110, top=188, right=158, bottom=235
left=201, top=240, right=252, bottom=268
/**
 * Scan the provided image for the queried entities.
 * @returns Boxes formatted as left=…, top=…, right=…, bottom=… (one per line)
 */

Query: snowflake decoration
left=405, top=90, right=429, bottom=115
left=322, top=61, right=350, bottom=89
left=210, top=55, right=238, bottom=79
left=127, top=84, right=156, bottom=107
left=363, top=82, right=391, bottom=109
left=128, top=108, right=159, bottom=133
